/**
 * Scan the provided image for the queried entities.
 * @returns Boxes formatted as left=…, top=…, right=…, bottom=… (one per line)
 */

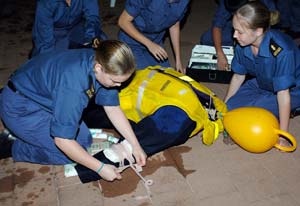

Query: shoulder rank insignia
left=86, top=76, right=95, bottom=99
left=86, top=84, right=95, bottom=99
left=269, top=38, right=283, bottom=57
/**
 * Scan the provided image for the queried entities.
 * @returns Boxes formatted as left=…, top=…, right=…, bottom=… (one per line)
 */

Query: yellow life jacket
left=119, top=66, right=227, bottom=145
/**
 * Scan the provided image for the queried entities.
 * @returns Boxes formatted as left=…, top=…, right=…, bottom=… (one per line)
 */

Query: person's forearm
left=118, top=11, right=152, bottom=48
left=83, top=0, right=103, bottom=42
left=33, top=4, right=56, bottom=54
left=212, top=27, right=224, bottom=54
left=104, top=106, right=140, bottom=147
left=169, top=22, right=181, bottom=63
left=54, top=138, right=101, bottom=172
left=277, top=90, right=291, bottom=131
left=224, top=74, right=245, bottom=102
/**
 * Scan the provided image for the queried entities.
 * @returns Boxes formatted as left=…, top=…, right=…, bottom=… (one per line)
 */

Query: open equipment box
left=186, top=45, right=234, bottom=84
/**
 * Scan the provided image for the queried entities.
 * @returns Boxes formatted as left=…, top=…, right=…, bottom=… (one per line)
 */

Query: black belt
left=7, top=80, right=17, bottom=93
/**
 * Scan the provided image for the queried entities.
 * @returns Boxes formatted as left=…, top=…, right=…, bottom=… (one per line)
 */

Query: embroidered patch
left=86, top=84, right=95, bottom=99
left=269, top=38, right=282, bottom=57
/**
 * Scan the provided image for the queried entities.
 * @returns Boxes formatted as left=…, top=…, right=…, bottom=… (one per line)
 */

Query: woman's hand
left=99, top=164, right=122, bottom=181
left=175, top=61, right=185, bottom=74
left=132, top=144, right=147, bottom=166
left=147, top=42, right=168, bottom=61
left=217, top=51, right=229, bottom=71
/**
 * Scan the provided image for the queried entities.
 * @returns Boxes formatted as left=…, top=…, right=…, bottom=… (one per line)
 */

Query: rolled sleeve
left=212, top=1, right=231, bottom=28
left=50, top=121, right=79, bottom=139
left=273, top=50, right=297, bottom=91
left=231, top=56, right=248, bottom=75
left=125, top=0, right=143, bottom=18
left=51, top=89, right=88, bottom=139
left=273, top=75, right=295, bottom=92
left=82, top=0, right=101, bottom=43
left=95, top=87, right=120, bottom=106
left=33, top=2, right=56, bottom=55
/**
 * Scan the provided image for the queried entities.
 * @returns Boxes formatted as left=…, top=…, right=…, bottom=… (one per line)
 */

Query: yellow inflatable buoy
left=223, top=107, right=297, bottom=153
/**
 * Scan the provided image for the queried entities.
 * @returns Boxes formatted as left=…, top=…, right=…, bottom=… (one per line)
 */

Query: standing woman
left=30, top=0, right=107, bottom=57
left=224, top=1, right=300, bottom=145
left=118, top=0, right=190, bottom=73
left=0, top=40, right=146, bottom=181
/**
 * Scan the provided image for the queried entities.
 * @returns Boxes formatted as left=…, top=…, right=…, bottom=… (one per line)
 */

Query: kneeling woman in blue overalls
left=0, top=40, right=146, bottom=181
left=30, top=0, right=107, bottom=57
left=224, top=2, right=300, bottom=145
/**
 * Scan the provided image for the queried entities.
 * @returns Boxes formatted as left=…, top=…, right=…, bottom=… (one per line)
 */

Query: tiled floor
left=1, top=1, right=300, bottom=206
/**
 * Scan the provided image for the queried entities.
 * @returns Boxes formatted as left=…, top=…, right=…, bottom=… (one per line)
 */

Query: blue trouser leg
left=68, top=21, right=108, bottom=49
left=200, top=23, right=234, bottom=46
left=226, top=79, right=300, bottom=118
left=131, top=106, right=195, bottom=156
left=226, top=79, right=279, bottom=116
left=0, top=87, right=92, bottom=165
left=130, top=44, right=170, bottom=70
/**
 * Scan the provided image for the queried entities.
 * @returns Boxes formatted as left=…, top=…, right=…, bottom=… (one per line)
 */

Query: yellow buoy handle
left=273, top=129, right=297, bottom=152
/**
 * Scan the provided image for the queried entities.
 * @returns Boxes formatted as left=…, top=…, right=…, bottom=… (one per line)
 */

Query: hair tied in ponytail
left=92, top=38, right=101, bottom=49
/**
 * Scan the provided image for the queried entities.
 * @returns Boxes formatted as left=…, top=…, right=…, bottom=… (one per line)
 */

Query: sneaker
left=0, top=130, right=14, bottom=159
left=1, top=129, right=16, bottom=140
left=290, top=107, right=300, bottom=118
left=103, top=139, right=134, bottom=166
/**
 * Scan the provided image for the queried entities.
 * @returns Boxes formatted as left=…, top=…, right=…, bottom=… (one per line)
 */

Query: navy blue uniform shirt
left=10, top=49, right=119, bottom=139
left=232, top=30, right=300, bottom=92
left=119, top=0, right=189, bottom=47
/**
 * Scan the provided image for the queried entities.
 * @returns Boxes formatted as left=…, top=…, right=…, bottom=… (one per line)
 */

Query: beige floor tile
left=0, top=158, right=13, bottom=177
left=58, top=182, right=104, bottom=206
left=235, top=177, right=282, bottom=203
left=53, top=165, right=83, bottom=188
left=249, top=193, right=299, bottom=206
left=184, top=191, right=248, bottom=206
left=12, top=177, right=57, bottom=206
left=0, top=196, right=13, bottom=206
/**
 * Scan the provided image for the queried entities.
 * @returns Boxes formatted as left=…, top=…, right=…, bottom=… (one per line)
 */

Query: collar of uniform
left=88, top=54, right=101, bottom=94
left=242, top=30, right=272, bottom=59
left=257, top=30, right=272, bottom=58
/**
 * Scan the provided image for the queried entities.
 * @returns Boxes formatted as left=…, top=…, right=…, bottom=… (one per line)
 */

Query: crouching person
left=0, top=40, right=146, bottom=182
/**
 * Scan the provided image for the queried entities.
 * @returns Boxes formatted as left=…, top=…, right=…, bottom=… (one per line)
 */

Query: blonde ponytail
left=270, top=10, right=280, bottom=26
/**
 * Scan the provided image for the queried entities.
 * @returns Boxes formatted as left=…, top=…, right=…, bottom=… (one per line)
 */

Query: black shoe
left=0, top=131, right=14, bottom=159
left=291, top=107, right=300, bottom=118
